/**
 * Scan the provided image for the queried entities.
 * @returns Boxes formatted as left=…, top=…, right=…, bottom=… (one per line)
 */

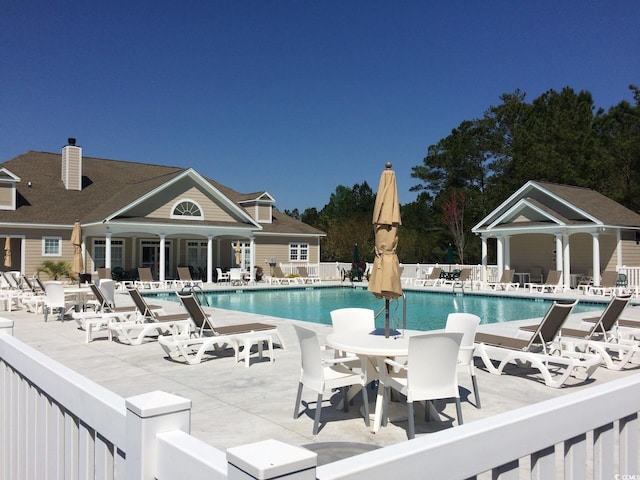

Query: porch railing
left=1, top=319, right=638, bottom=480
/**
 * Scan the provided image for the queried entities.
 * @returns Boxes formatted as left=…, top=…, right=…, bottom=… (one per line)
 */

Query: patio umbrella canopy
left=368, top=163, right=402, bottom=338
left=353, top=243, right=360, bottom=263
left=71, top=221, right=83, bottom=276
left=4, top=237, right=11, bottom=268
left=235, top=241, right=242, bottom=267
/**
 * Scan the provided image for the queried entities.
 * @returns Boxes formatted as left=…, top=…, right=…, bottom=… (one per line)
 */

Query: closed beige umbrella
left=368, top=163, right=402, bottom=337
left=235, top=241, right=242, bottom=268
left=71, top=221, right=84, bottom=276
left=4, top=237, right=11, bottom=268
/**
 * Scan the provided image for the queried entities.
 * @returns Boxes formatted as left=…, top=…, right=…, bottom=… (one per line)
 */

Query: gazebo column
left=592, top=233, right=601, bottom=287
left=562, top=233, right=571, bottom=288
left=481, top=235, right=488, bottom=283
left=496, top=236, right=504, bottom=279
left=207, top=235, right=213, bottom=283
left=616, top=229, right=622, bottom=270
left=503, top=235, right=511, bottom=270
left=554, top=235, right=563, bottom=271
left=105, top=232, right=112, bottom=270
left=159, top=234, right=166, bottom=282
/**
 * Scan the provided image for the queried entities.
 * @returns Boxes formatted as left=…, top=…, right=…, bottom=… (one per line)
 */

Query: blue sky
left=1, top=1, right=638, bottom=212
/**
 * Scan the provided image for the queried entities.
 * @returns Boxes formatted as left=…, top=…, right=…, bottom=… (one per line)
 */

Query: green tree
left=37, top=260, right=75, bottom=281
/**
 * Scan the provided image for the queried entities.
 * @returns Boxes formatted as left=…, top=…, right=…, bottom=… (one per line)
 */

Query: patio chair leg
left=342, top=387, right=349, bottom=413
left=407, top=401, right=415, bottom=440
left=293, top=382, right=303, bottom=419
left=361, top=383, right=370, bottom=427
left=312, top=393, right=323, bottom=435
left=455, top=398, right=463, bottom=425
left=471, top=375, right=481, bottom=409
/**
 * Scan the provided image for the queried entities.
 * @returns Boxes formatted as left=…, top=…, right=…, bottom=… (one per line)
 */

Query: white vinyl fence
left=1, top=318, right=639, bottom=480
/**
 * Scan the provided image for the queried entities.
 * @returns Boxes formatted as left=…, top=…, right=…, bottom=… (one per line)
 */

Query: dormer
left=62, top=138, right=82, bottom=191
left=238, top=192, right=275, bottom=223
left=0, top=167, right=21, bottom=210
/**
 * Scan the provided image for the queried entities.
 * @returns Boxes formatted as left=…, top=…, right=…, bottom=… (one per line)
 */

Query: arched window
left=171, top=199, right=203, bottom=220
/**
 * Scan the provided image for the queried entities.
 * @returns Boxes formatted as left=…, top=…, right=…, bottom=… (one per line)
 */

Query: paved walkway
left=3, top=282, right=640, bottom=464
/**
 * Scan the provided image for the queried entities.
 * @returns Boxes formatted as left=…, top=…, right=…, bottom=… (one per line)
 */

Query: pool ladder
left=179, top=284, right=210, bottom=306
left=374, top=291, right=407, bottom=332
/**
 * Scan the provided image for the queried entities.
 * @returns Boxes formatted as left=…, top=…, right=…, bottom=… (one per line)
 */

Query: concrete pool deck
left=4, top=281, right=640, bottom=464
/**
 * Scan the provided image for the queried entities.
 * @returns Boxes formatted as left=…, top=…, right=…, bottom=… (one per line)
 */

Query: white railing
left=620, top=266, right=640, bottom=287
left=280, top=263, right=498, bottom=282
left=2, top=320, right=639, bottom=479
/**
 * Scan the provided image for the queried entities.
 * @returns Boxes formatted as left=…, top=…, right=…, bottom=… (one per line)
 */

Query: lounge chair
left=486, top=269, right=518, bottom=291
left=444, top=268, right=472, bottom=291
left=107, top=287, right=191, bottom=345
left=474, top=300, right=601, bottom=388
left=176, top=267, right=203, bottom=288
left=414, top=267, right=443, bottom=287
left=297, top=266, right=320, bottom=284
left=135, top=267, right=165, bottom=289
left=157, top=292, right=283, bottom=365
left=526, top=270, right=564, bottom=293
left=96, top=268, right=112, bottom=281
left=587, top=271, right=626, bottom=297
left=553, top=295, right=639, bottom=370
left=269, top=266, right=292, bottom=285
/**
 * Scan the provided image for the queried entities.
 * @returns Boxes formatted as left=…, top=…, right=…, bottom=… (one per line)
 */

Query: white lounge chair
left=526, top=270, right=565, bottom=293
left=486, top=269, right=518, bottom=291
left=108, top=288, right=191, bottom=345
left=474, top=300, right=601, bottom=388
left=414, top=267, right=443, bottom=287
left=135, top=267, right=165, bottom=289
left=158, top=292, right=283, bottom=365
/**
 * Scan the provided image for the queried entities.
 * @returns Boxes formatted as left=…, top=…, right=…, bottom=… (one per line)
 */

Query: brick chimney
left=61, top=138, right=82, bottom=191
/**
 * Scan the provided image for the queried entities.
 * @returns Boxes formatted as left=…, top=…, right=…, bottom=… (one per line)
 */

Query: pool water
left=147, top=287, right=605, bottom=331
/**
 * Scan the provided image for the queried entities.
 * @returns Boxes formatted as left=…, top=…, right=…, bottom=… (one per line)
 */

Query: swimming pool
left=146, top=287, right=605, bottom=331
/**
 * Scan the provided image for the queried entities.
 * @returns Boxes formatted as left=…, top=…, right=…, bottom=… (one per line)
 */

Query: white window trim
left=289, top=242, right=309, bottom=262
left=92, top=238, right=125, bottom=271
left=170, top=198, right=204, bottom=220
left=42, top=236, right=62, bottom=256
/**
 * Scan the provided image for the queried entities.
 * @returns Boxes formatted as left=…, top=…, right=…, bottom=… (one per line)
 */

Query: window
left=171, top=200, right=203, bottom=219
left=92, top=239, right=124, bottom=270
left=289, top=243, right=309, bottom=262
left=42, top=237, right=62, bottom=256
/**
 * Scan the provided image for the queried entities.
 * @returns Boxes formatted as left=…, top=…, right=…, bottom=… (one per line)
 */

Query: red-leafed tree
left=441, top=190, right=467, bottom=264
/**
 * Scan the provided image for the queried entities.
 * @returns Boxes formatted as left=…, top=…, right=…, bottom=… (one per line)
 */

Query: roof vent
left=67, top=138, right=76, bottom=146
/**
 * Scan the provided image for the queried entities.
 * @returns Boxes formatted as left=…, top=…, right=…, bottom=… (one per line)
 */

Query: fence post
left=125, top=390, right=192, bottom=480
left=0, top=318, right=13, bottom=336
left=227, top=439, right=317, bottom=480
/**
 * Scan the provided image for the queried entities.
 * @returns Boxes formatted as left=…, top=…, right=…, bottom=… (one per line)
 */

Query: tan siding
left=257, top=204, right=270, bottom=222
left=127, top=178, right=237, bottom=222
left=600, top=235, right=618, bottom=272
left=0, top=184, right=13, bottom=208
left=62, top=146, right=82, bottom=191
left=621, top=238, right=640, bottom=267
left=510, top=234, right=556, bottom=274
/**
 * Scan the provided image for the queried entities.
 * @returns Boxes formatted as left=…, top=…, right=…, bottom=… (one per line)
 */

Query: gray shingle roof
left=0, top=151, right=324, bottom=236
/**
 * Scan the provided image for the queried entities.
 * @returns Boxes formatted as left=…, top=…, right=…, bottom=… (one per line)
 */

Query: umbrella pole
left=385, top=299, right=390, bottom=338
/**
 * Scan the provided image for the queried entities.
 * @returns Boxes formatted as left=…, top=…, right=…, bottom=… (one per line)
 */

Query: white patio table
left=326, top=329, right=425, bottom=433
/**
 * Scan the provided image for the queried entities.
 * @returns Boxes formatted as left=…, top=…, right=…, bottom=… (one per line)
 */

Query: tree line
left=285, top=85, right=640, bottom=266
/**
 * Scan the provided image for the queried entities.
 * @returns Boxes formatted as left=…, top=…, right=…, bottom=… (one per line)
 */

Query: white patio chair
left=445, top=313, right=482, bottom=408
left=382, top=332, right=464, bottom=439
left=293, top=325, right=370, bottom=435
left=43, top=281, right=78, bottom=322
left=216, top=268, right=230, bottom=283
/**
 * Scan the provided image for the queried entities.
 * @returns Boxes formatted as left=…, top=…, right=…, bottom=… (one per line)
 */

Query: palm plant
left=37, top=260, right=76, bottom=281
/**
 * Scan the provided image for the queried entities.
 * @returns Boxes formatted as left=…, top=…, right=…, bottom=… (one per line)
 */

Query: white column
left=105, top=232, right=112, bottom=270
left=81, top=234, right=86, bottom=274
left=250, top=236, right=255, bottom=284
left=616, top=229, right=622, bottom=270
left=592, top=232, right=601, bottom=286
left=159, top=234, right=166, bottom=282
left=20, top=236, right=26, bottom=275
left=563, top=233, right=571, bottom=288
left=481, top=236, right=488, bottom=283
left=496, top=236, right=504, bottom=280
left=207, top=236, right=213, bottom=283
left=503, top=235, right=511, bottom=270
left=555, top=235, right=563, bottom=272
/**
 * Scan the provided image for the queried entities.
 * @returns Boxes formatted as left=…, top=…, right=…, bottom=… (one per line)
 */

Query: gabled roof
left=473, top=181, right=640, bottom=233
left=0, top=150, right=324, bottom=236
